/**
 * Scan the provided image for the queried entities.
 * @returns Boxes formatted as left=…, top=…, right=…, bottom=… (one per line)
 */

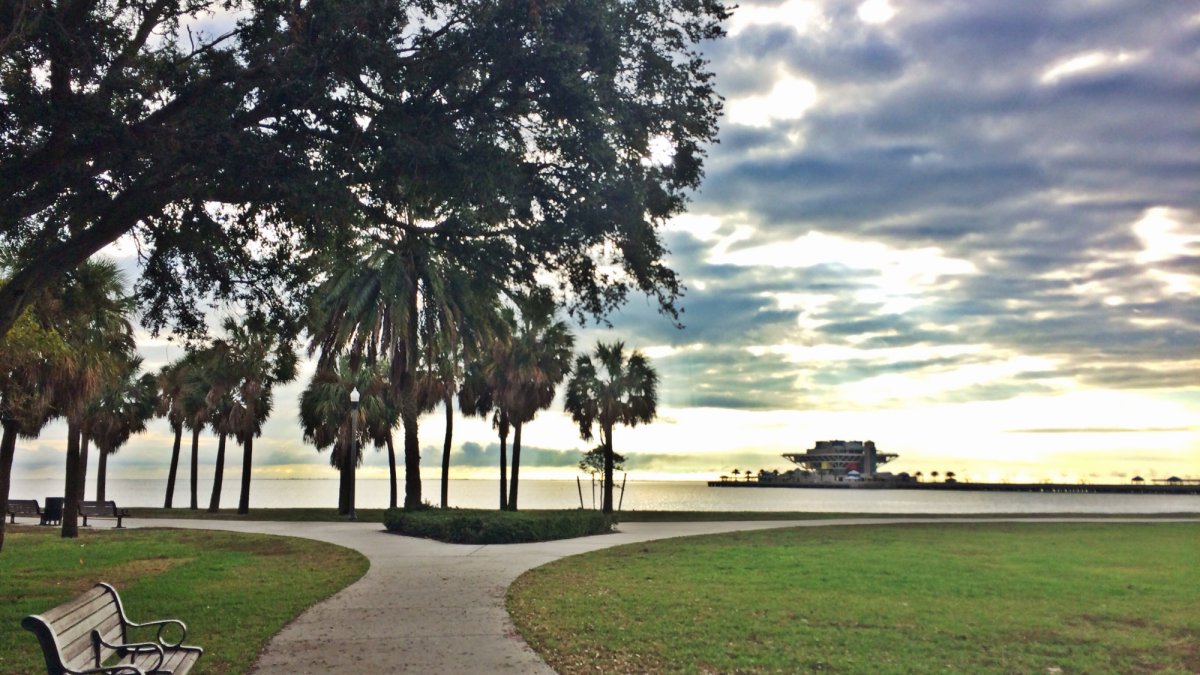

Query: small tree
left=564, top=341, right=658, bottom=514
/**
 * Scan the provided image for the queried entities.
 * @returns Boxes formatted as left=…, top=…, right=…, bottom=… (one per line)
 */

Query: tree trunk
left=386, top=433, right=398, bottom=510
left=164, top=423, right=182, bottom=508
left=237, top=434, right=253, bottom=514
left=62, top=422, right=82, bottom=538
left=77, top=433, right=89, bottom=504
left=188, top=425, right=200, bottom=510
left=399, top=264, right=422, bottom=511
left=602, top=425, right=615, bottom=514
left=96, top=447, right=108, bottom=503
left=0, top=420, right=18, bottom=552
left=401, top=403, right=421, bottom=510
left=440, top=395, right=452, bottom=509
left=497, top=413, right=509, bottom=511
left=508, top=422, right=523, bottom=511
left=208, top=432, right=226, bottom=512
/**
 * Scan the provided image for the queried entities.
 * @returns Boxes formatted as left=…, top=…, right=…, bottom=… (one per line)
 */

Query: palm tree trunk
left=164, top=423, right=182, bottom=508
left=77, top=433, right=89, bottom=504
left=208, top=431, right=226, bottom=512
left=387, top=432, right=398, bottom=510
left=508, top=422, right=523, bottom=511
left=96, top=447, right=108, bottom=503
left=62, top=421, right=82, bottom=538
left=237, top=435, right=253, bottom=514
left=498, top=412, right=509, bottom=511
left=400, top=273, right=422, bottom=511
left=188, top=425, right=200, bottom=510
left=440, top=394, right=452, bottom=509
left=602, top=425, right=615, bottom=514
left=401, top=403, right=421, bottom=510
left=0, top=420, right=18, bottom=552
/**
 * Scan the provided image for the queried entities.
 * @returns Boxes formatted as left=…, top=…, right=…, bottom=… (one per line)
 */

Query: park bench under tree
left=80, top=501, right=131, bottom=529
left=22, top=582, right=203, bottom=675
left=6, top=498, right=40, bottom=523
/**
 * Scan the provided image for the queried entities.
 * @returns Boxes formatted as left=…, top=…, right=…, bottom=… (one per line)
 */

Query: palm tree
left=156, top=355, right=194, bottom=509
left=486, top=305, right=574, bottom=511
left=215, top=317, right=298, bottom=514
left=415, top=361, right=457, bottom=509
left=0, top=294, right=69, bottom=552
left=299, top=357, right=395, bottom=514
left=179, top=347, right=218, bottom=510
left=564, top=341, right=658, bottom=514
left=308, top=238, right=497, bottom=510
left=85, top=358, right=157, bottom=502
left=202, top=340, right=238, bottom=513
left=50, top=260, right=136, bottom=537
left=458, top=358, right=508, bottom=509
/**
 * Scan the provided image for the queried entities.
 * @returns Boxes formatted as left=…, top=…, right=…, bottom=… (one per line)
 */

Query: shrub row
left=383, top=508, right=616, bottom=544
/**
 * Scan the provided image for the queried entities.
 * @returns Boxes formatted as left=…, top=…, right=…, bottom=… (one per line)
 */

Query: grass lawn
left=508, top=522, right=1200, bottom=674
left=0, top=525, right=368, bottom=675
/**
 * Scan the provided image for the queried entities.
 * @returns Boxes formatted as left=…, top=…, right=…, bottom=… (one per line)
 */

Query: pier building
left=781, top=440, right=897, bottom=480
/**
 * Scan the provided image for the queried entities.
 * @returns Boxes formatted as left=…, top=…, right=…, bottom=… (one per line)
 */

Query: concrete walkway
left=123, top=516, right=1199, bottom=674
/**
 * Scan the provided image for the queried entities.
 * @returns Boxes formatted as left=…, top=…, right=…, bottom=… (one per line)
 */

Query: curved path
left=123, top=516, right=1198, bottom=674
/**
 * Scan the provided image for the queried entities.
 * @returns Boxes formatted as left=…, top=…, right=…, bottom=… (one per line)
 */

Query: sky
left=12, top=0, right=1200, bottom=488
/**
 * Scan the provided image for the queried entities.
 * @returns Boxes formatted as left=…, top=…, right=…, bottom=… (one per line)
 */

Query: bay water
left=9, top=477, right=1200, bottom=514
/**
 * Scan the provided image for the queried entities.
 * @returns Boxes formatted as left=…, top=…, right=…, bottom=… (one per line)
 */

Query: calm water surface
left=10, top=478, right=1200, bottom=514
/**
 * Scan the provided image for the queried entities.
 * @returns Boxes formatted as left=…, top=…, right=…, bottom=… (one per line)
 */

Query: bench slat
left=40, top=586, right=109, bottom=623
left=60, top=610, right=122, bottom=667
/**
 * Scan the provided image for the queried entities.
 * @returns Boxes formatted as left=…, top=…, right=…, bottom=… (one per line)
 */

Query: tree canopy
left=1, top=0, right=729, bottom=342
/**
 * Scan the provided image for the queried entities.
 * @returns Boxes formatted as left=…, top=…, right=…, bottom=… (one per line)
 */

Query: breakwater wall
left=707, top=481, right=1200, bottom=495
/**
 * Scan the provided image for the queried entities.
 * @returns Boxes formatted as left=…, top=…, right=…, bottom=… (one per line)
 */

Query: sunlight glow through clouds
left=712, top=229, right=975, bottom=313
left=726, top=0, right=824, bottom=36
left=856, top=0, right=895, bottom=25
left=1039, top=49, right=1144, bottom=85
left=725, top=74, right=819, bottom=128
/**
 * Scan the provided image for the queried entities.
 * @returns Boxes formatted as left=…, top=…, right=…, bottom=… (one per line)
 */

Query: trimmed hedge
left=383, top=508, right=617, bottom=544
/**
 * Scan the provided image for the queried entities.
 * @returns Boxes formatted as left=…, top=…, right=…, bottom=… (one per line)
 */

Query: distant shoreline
left=708, top=480, right=1200, bottom=495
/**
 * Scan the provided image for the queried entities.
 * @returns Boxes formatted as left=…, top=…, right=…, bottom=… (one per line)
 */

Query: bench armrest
left=127, top=618, right=189, bottom=648
left=94, top=632, right=164, bottom=674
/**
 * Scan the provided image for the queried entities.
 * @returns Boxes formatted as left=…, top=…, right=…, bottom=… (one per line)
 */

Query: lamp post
left=349, top=387, right=360, bottom=521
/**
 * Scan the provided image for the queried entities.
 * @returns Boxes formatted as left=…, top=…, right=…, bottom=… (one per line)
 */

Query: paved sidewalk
left=123, top=516, right=1199, bottom=673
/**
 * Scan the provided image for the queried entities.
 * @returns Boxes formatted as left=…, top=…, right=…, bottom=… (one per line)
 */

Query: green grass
left=508, top=522, right=1200, bottom=674
left=0, top=525, right=368, bottom=675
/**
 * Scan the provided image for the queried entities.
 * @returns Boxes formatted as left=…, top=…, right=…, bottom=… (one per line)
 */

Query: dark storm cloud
left=665, top=0, right=1200, bottom=409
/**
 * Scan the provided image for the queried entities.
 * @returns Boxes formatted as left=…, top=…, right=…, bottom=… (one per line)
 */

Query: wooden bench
left=80, top=501, right=131, bottom=529
left=22, top=582, right=203, bottom=675
left=6, top=498, right=40, bottom=523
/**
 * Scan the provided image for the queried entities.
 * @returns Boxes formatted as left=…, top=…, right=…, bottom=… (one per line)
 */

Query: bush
left=383, top=508, right=616, bottom=544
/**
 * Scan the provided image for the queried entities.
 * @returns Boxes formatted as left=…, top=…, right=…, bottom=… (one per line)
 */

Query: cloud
left=660, top=0, right=1200, bottom=412
left=420, top=442, right=583, bottom=469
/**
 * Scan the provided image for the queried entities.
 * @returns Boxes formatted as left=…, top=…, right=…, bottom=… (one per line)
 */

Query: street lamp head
left=350, top=387, right=361, bottom=404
